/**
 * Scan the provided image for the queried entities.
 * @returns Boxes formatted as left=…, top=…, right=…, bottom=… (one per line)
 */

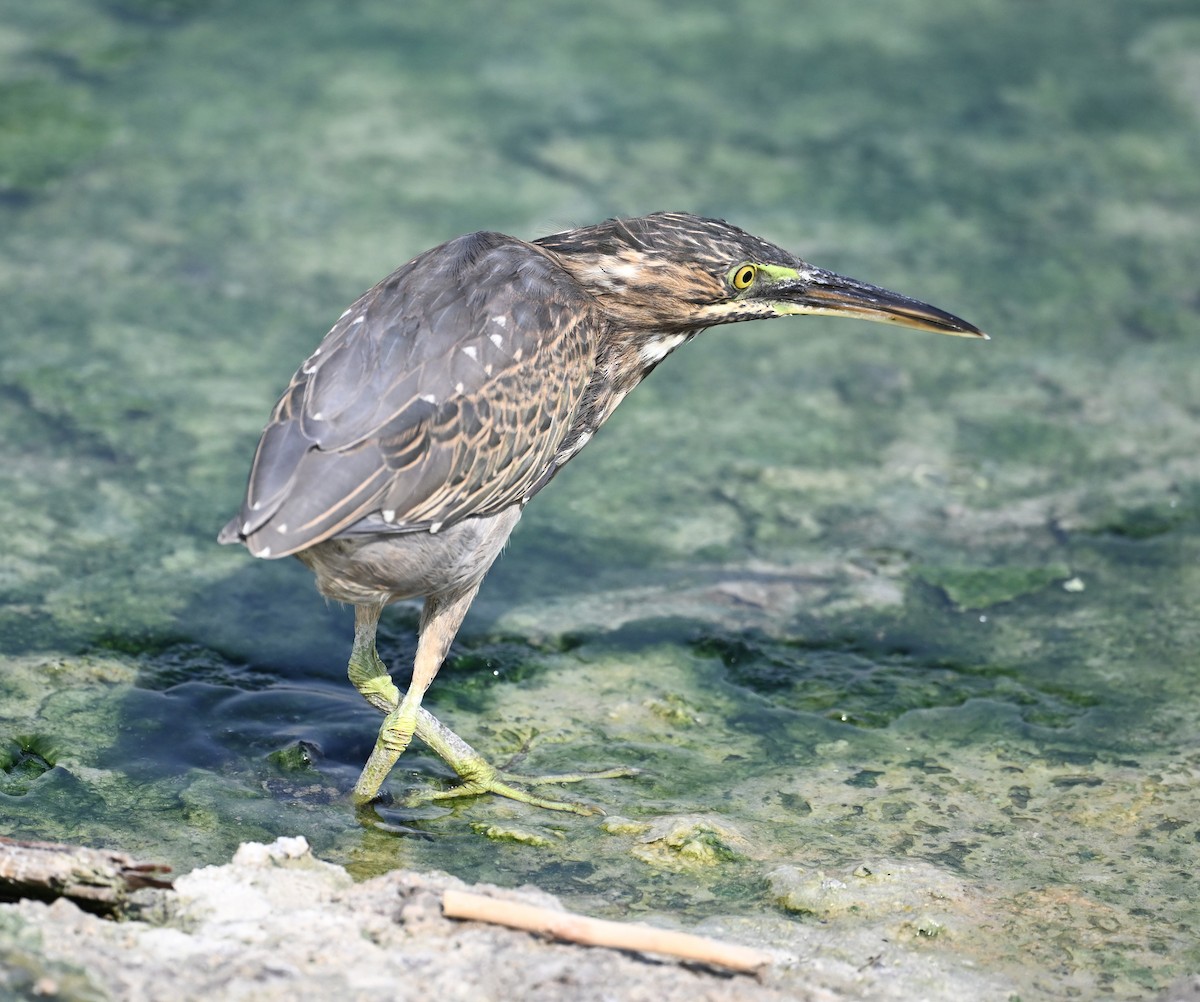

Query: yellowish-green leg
left=344, top=600, right=635, bottom=814
left=346, top=601, right=401, bottom=714
left=351, top=589, right=477, bottom=804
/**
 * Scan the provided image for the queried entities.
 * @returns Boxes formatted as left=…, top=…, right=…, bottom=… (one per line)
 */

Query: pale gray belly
left=296, top=507, right=522, bottom=606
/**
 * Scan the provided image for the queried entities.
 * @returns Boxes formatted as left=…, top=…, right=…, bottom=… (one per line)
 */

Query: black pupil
left=739, top=268, right=752, bottom=285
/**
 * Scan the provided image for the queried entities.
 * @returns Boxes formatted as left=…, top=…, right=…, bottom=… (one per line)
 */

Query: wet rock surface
left=0, top=837, right=1019, bottom=1002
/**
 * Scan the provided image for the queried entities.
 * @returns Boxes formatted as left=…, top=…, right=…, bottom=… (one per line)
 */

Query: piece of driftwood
left=0, top=836, right=173, bottom=917
left=442, top=888, right=773, bottom=975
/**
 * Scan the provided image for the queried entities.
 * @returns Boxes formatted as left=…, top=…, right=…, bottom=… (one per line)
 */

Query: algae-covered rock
left=914, top=563, right=1072, bottom=610
left=619, top=814, right=751, bottom=870
left=766, top=859, right=968, bottom=925
left=470, top=823, right=565, bottom=848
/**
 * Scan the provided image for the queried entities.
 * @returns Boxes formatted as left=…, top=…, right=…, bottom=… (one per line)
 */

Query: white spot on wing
left=352, top=314, right=366, bottom=325
left=429, top=521, right=443, bottom=534
left=489, top=332, right=504, bottom=348
left=255, top=545, right=272, bottom=558
left=455, top=381, right=465, bottom=393
left=462, top=345, right=478, bottom=360
left=275, top=523, right=288, bottom=533
left=382, top=509, right=396, bottom=523
left=491, top=315, right=507, bottom=327
left=419, top=393, right=437, bottom=404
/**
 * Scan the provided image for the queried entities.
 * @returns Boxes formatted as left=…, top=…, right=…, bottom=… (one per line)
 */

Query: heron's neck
left=550, top=324, right=700, bottom=472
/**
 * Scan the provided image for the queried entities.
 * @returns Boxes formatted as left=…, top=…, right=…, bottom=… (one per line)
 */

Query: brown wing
left=219, top=231, right=598, bottom=558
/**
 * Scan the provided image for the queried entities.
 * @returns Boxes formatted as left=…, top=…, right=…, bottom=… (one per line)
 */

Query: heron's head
left=537, top=211, right=986, bottom=339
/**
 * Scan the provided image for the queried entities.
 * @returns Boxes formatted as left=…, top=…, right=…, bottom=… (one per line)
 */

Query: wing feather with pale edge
left=219, top=231, right=597, bottom=558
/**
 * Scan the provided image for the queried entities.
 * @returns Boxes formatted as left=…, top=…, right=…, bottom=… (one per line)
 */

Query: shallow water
left=2, top=1, right=1199, bottom=997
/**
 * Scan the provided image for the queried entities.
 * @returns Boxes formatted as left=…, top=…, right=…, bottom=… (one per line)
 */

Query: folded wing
left=219, top=231, right=598, bottom=558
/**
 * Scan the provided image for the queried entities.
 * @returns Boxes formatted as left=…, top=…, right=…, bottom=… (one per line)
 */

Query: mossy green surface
left=0, top=81, right=108, bottom=198
left=914, top=563, right=1072, bottom=611
left=1, top=1, right=1199, bottom=996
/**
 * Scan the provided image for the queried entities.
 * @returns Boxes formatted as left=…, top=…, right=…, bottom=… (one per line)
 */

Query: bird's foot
left=348, top=679, right=638, bottom=814
left=407, top=757, right=639, bottom=816
left=408, top=710, right=637, bottom=814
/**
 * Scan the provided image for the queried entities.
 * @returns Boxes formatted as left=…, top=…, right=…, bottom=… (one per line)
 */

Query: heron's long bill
left=779, top=267, right=988, bottom=339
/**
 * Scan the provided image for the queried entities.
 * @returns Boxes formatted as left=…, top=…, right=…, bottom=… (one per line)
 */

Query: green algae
left=914, top=563, right=1072, bottom=611
left=101, top=0, right=212, bottom=24
left=267, top=739, right=320, bottom=774
left=470, top=823, right=564, bottom=848
left=0, top=738, right=56, bottom=796
left=0, top=81, right=108, bottom=199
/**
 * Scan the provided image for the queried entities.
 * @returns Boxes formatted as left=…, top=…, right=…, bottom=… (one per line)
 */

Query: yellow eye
left=732, top=264, right=757, bottom=290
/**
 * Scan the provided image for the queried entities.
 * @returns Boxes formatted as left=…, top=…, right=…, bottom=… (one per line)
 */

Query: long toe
left=407, top=775, right=605, bottom=816
left=402, top=762, right=641, bottom=815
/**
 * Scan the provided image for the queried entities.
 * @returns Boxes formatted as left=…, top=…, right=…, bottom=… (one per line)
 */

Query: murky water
left=2, top=1, right=1199, bottom=996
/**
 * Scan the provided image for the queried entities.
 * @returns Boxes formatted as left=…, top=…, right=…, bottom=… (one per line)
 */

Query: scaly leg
left=344, top=600, right=635, bottom=813
left=352, top=587, right=478, bottom=804
left=346, top=600, right=400, bottom=713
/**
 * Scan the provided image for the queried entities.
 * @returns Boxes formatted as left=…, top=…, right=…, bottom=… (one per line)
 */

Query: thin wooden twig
left=442, top=888, right=772, bottom=974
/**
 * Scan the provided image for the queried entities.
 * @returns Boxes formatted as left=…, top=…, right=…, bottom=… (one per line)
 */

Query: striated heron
left=219, top=212, right=985, bottom=814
